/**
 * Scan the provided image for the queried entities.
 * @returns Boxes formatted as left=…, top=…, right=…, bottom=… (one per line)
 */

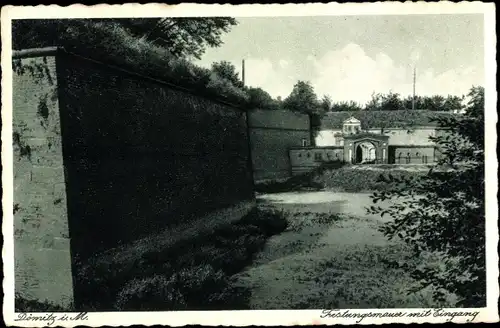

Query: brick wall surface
left=55, top=52, right=255, bottom=261
left=248, top=110, right=310, bottom=181
left=12, top=55, right=74, bottom=308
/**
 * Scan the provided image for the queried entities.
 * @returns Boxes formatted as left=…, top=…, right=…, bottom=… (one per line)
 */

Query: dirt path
left=233, top=191, right=450, bottom=309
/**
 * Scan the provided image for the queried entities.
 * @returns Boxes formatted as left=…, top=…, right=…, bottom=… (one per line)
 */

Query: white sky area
left=196, top=15, right=484, bottom=104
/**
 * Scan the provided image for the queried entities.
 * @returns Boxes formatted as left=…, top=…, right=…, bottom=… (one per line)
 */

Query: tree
left=380, top=91, right=405, bottom=111
left=247, top=87, right=281, bottom=110
left=367, top=85, right=485, bottom=307
left=320, top=95, right=333, bottom=112
left=365, top=92, right=383, bottom=111
left=402, top=94, right=465, bottom=111
left=331, top=101, right=363, bottom=112
left=443, top=95, right=465, bottom=112
left=282, top=81, right=321, bottom=115
left=12, top=18, right=237, bottom=60
left=118, top=18, right=237, bottom=60
left=429, top=95, right=446, bottom=111
left=211, top=61, right=244, bottom=89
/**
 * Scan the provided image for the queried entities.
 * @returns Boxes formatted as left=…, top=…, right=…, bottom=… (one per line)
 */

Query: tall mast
left=242, top=59, right=246, bottom=87
left=412, top=66, right=416, bottom=110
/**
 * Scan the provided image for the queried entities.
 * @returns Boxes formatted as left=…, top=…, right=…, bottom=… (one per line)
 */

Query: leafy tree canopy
left=247, top=87, right=281, bottom=111
left=211, top=61, right=244, bottom=89
left=117, top=18, right=237, bottom=60
left=283, top=81, right=322, bottom=115
left=320, top=95, right=333, bottom=112
left=330, top=100, right=364, bottom=112
left=363, top=92, right=465, bottom=112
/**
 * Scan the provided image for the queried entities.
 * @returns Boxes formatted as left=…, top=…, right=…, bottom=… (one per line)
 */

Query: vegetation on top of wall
left=12, top=19, right=250, bottom=107
left=321, top=110, right=455, bottom=130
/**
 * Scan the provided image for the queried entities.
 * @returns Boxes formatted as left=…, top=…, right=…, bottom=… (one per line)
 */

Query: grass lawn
left=234, top=195, right=458, bottom=309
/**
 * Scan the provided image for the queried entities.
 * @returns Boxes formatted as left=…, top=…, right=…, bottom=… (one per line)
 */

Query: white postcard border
left=2, top=2, right=498, bottom=326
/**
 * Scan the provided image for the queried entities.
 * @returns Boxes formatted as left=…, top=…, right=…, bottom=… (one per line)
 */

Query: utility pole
left=242, top=59, right=246, bottom=87
left=412, top=66, right=416, bottom=111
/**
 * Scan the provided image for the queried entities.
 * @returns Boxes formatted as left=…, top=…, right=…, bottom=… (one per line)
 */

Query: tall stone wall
left=12, top=50, right=255, bottom=308
left=55, top=52, right=255, bottom=261
left=12, top=54, right=74, bottom=308
left=248, top=110, right=311, bottom=182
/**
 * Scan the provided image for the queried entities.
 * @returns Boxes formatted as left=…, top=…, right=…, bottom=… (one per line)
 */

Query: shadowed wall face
left=12, top=55, right=74, bottom=308
left=248, top=110, right=311, bottom=182
left=55, top=53, right=255, bottom=261
left=12, top=51, right=256, bottom=308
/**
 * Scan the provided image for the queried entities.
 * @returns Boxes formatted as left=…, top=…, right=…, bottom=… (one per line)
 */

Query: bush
left=76, top=208, right=289, bottom=310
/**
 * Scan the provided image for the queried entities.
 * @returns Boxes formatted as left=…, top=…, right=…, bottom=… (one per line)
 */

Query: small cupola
left=342, top=116, right=361, bottom=134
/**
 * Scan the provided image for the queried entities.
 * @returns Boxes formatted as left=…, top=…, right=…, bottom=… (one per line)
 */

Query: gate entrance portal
left=355, top=141, right=376, bottom=164
left=343, top=133, right=389, bottom=164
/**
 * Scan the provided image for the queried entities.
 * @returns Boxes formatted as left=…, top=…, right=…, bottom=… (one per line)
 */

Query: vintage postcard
left=1, top=2, right=498, bottom=326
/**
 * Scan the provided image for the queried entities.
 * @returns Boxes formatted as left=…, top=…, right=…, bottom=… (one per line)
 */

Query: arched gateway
left=355, top=141, right=377, bottom=164
left=343, top=133, right=389, bottom=164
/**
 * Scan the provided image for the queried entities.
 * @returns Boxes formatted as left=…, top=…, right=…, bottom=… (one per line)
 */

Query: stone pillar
left=12, top=53, right=74, bottom=309
left=381, top=142, right=388, bottom=164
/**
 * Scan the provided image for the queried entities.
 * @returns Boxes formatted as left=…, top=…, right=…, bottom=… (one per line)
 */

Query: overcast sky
left=196, top=14, right=484, bottom=104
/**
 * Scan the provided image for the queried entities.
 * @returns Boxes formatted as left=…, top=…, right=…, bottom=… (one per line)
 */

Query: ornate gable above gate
left=343, top=116, right=361, bottom=124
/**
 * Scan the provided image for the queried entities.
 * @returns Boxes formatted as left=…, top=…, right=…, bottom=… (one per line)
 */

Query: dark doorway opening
left=355, top=141, right=377, bottom=164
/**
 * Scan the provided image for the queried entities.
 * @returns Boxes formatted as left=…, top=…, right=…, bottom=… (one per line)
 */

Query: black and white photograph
left=1, top=2, right=498, bottom=326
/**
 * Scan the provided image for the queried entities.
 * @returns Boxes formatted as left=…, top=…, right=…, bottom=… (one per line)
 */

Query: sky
left=196, top=14, right=484, bottom=105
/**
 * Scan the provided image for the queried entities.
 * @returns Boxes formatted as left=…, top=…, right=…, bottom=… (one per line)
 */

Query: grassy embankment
left=256, top=163, right=433, bottom=194
left=15, top=208, right=288, bottom=312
